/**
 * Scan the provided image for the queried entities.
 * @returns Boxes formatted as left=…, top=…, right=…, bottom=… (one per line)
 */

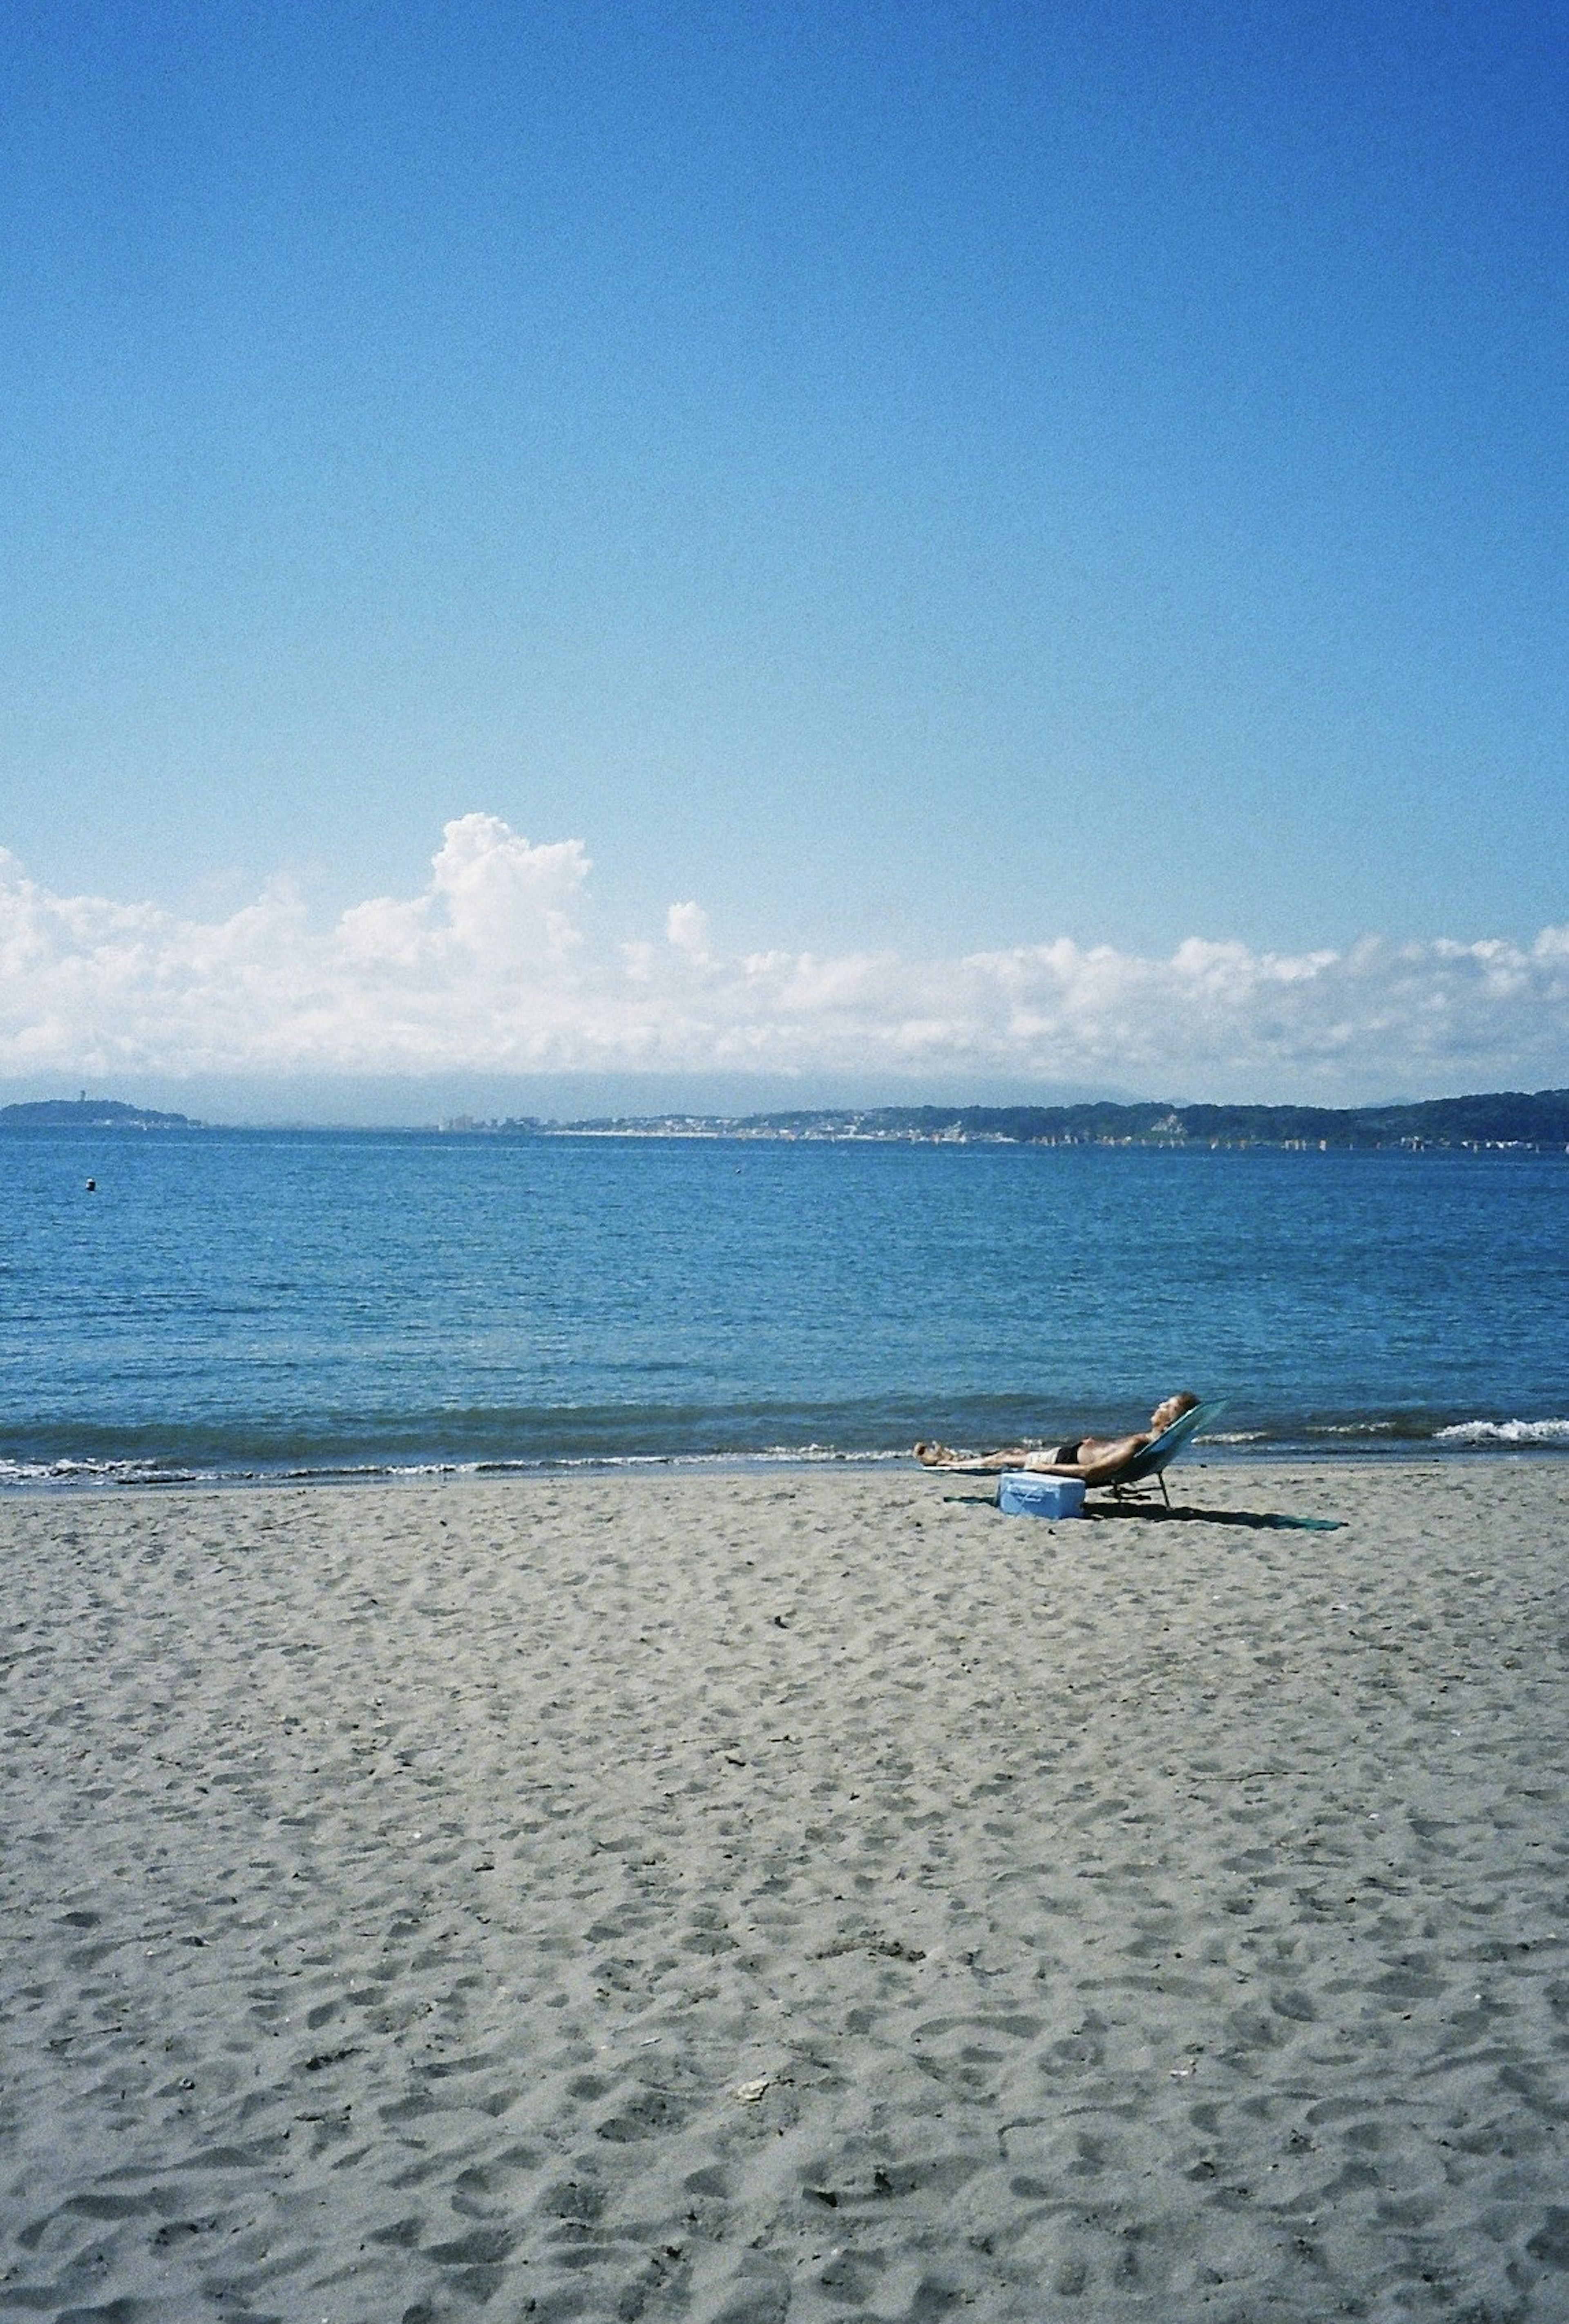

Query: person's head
left=1149, top=1390, right=1200, bottom=1433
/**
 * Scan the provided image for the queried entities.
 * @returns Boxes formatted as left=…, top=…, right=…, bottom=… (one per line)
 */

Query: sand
left=2, top=1458, right=1567, bottom=2323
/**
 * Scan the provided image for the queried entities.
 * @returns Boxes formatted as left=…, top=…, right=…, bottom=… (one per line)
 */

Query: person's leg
left=914, top=1442, right=1026, bottom=1472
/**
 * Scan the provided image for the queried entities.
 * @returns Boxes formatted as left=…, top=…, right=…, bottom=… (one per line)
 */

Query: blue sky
left=2, top=0, right=1567, bottom=1105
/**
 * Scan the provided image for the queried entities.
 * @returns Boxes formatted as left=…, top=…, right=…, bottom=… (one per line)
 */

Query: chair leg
left=1158, top=1473, right=1171, bottom=1508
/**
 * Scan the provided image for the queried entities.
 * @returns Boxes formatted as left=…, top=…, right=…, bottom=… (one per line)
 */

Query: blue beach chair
left=1100, top=1399, right=1227, bottom=1507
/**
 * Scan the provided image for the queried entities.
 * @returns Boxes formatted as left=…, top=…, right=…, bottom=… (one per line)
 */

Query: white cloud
left=665, top=900, right=713, bottom=965
left=1, top=815, right=1567, bottom=1097
left=337, top=815, right=590, bottom=971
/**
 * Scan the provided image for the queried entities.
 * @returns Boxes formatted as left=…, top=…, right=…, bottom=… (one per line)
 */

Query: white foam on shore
left=0, top=1458, right=200, bottom=1486
left=1435, top=1416, right=1569, bottom=1445
left=0, top=1444, right=911, bottom=1491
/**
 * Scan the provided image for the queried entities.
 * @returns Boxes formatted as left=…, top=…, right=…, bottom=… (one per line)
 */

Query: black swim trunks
left=1052, top=1440, right=1083, bottom=1464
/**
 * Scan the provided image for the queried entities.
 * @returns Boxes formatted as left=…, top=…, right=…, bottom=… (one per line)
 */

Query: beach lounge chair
left=1098, top=1399, right=1226, bottom=1507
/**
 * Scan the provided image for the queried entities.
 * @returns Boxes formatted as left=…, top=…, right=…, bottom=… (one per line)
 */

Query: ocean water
left=1, top=1127, right=1566, bottom=1482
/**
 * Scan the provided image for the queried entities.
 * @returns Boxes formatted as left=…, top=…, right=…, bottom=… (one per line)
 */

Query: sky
left=2, top=0, right=1567, bottom=1112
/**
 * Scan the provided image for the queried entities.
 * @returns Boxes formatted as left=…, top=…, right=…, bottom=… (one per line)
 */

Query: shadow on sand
left=943, top=1495, right=1343, bottom=1531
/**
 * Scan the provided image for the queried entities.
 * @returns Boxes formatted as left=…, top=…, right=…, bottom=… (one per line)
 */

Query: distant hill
left=0, top=1098, right=197, bottom=1129
left=819, top=1090, right=1569, bottom=1148
left=541, top=1088, right=1569, bottom=1148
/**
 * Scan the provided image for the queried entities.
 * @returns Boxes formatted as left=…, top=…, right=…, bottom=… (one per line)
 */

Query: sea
left=2, top=1126, right=1566, bottom=1484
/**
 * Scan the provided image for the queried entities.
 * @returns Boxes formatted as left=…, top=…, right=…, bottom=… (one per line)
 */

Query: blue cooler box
left=997, top=1471, right=1086, bottom=1520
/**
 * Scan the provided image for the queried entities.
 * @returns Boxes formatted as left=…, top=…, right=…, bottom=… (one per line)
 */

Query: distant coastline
left=0, top=1097, right=196, bottom=1130
left=439, top=1087, right=1569, bottom=1152
left=4, top=1087, right=1569, bottom=1150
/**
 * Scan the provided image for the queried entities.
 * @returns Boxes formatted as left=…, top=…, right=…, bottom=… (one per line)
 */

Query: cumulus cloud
left=664, top=901, right=714, bottom=965
left=1, top=813, right=1567, bottom=1095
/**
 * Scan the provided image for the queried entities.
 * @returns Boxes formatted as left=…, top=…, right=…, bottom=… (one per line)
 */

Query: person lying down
left=914, top=1391, right=1199, bottom=1480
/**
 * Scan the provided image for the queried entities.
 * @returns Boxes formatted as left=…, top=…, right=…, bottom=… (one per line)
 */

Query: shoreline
left=1, top=1438, right=1568, bottom=1495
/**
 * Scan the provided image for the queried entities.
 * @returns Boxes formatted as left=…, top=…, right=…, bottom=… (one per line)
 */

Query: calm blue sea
left=1, top=1127, right=1566, bottom=1482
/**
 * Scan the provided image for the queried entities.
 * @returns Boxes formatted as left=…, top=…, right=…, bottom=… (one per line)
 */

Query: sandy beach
left=2, top=1458, right=1567, bottom=2322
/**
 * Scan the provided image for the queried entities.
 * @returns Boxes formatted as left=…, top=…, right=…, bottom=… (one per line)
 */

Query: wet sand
left=2, top=1459, right=1567, bottom=2321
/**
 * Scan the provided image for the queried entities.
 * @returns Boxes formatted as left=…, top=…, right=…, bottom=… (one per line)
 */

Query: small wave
left=273, top=1461, right=486, bottom=1480
left=0, top=1457, right=204, bottom=1486
left=510, top=1445, right=906, bottom=1471
left=0, top=1442, right=914, bottom=1490
left=1434, top=1417, right=1569, bottom=1446
left=0, top=1454, right=501, bottom=1489
left=757, top=1444, right=905, bottom=1464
